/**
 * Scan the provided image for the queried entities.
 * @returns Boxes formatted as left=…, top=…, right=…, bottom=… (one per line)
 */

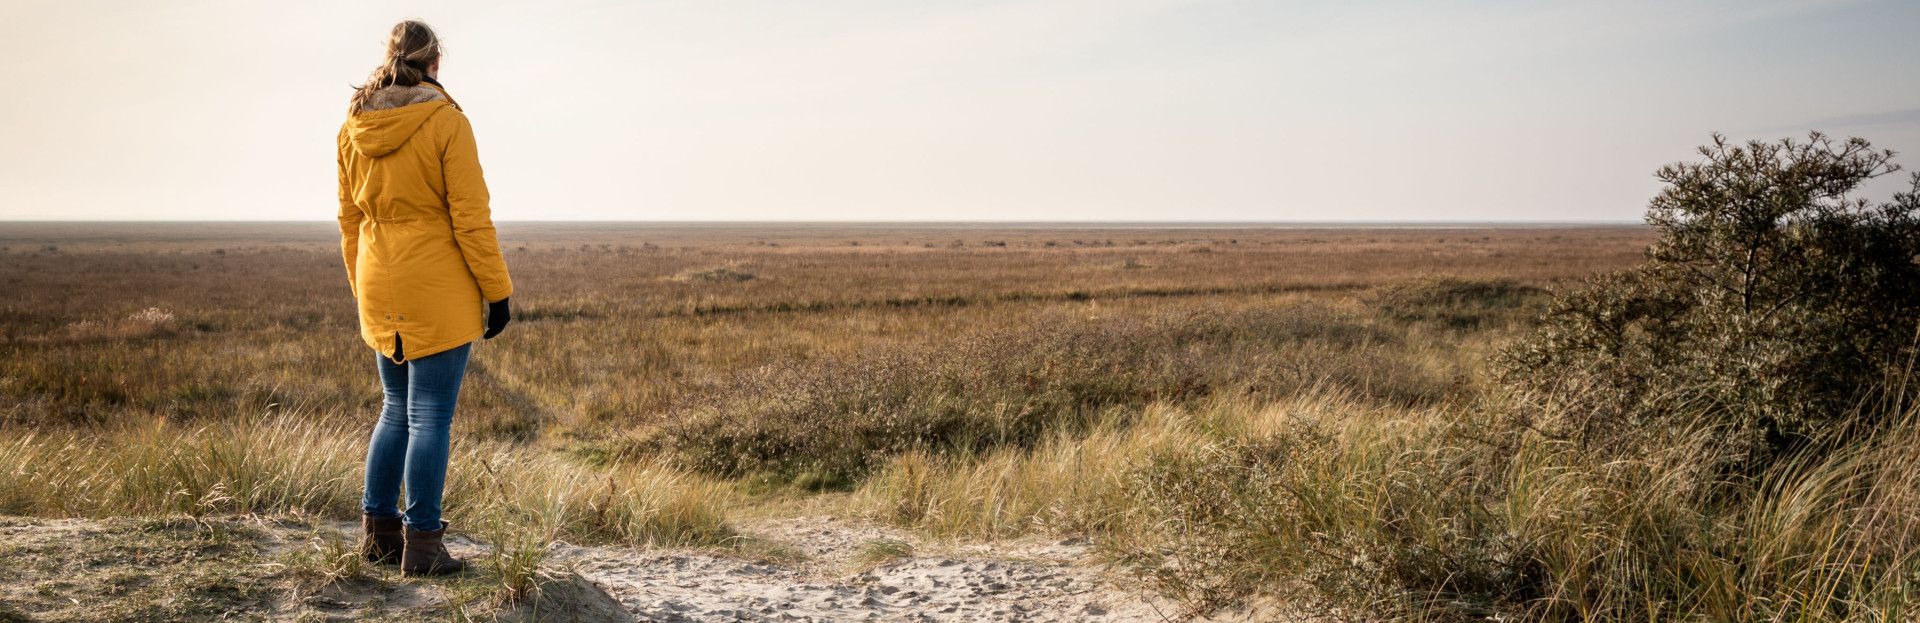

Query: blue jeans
left=361, top=342, right=472, bottom=531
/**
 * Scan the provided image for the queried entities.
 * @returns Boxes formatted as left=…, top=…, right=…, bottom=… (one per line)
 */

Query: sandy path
left=0, top=515, right=1255, bottom=621
left=544, top=515, right=1179, bottom=622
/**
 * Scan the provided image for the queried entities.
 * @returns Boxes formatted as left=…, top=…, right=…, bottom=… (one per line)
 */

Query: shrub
left=1368, top=277, right=1546, bottom=330
left=1498, top=133, right=1920, bottom=467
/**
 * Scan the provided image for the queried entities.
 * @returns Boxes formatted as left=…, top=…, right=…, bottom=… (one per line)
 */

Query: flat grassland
left=0, top=221, right=1647, bottom=433
left=2, top=222, right=1751, bottom=620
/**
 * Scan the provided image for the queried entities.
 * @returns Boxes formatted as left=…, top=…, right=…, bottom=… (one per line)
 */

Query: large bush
left=1499, top=133, right=1920, bottom=466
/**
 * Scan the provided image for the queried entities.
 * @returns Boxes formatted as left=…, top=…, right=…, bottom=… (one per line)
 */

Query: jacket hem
left=363, top=327, right=484, bottom=363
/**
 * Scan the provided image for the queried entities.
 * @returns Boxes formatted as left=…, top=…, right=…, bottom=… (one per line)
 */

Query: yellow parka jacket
left=337, top=82, right=512, bottom=362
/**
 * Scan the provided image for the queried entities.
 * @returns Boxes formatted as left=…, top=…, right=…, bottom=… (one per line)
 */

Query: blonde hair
left=348, top=20, right=443, bottom=115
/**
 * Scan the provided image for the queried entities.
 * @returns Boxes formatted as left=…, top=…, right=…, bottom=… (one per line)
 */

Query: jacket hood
left=345, top=84, right=451, bottom=158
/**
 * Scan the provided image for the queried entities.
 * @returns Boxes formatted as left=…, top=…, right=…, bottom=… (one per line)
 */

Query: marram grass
left=0, top=410, right=736, bottom=549
left=853, top=391, right=1920, bottom=622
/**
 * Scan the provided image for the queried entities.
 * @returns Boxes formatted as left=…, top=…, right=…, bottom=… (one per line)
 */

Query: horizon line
left=0, top=218, right=1647, bottom=226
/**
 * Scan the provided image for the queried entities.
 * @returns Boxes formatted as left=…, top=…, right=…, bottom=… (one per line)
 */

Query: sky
left=0, top=0, right=1916, bottom=222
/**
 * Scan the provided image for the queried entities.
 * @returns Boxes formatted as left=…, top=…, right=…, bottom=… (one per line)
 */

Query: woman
left=336, top=19, right=513, bottom=577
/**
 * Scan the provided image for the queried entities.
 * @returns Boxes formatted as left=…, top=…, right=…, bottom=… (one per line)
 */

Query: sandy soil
left=1, top=514, right=1256, bottom=622
left=0, top=515, right=1213, bottom=623
left=549, top=515, right=1179, bottom=622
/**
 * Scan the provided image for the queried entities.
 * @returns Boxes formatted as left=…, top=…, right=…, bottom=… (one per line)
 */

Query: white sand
left=543, top=515, right=1184, bottom=622
left=2, top=515, right=1278, bottom=621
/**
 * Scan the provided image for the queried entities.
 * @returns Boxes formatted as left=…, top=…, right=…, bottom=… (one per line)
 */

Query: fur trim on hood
left=344, top=84, right=456, bottom=158
left=360, top=84, right=447, bottom=113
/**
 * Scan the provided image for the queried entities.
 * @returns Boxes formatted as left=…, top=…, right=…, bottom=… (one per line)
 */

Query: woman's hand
left=485, top=298, right=511, bottom=339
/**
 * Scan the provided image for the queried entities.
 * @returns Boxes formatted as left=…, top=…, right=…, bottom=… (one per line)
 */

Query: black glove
left=484, top=297, right=511, bottom=339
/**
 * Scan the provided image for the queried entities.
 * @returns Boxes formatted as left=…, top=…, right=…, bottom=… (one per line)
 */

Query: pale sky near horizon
left=1, top=0, right=1916, bottom=222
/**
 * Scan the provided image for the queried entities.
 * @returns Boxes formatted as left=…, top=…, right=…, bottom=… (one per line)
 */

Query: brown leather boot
left=360, top=514, right=404, bottom=564
left=401, top=523, right=468, bottom=576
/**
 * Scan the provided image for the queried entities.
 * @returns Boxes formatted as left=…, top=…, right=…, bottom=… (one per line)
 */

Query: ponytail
left=349, top=20, right=442, bottom=115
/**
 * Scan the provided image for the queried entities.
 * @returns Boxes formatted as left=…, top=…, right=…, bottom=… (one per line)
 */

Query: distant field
left=0, top=222, right=1650, bottom=435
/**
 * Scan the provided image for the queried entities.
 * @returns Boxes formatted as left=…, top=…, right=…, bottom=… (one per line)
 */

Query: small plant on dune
left=851, top=538, right=915, bottom=571
left=1499, top=133, right=1920, bottom=469
left=473, top=458, right=559, bottom=608
left=278, top=528, right=369, bottom=596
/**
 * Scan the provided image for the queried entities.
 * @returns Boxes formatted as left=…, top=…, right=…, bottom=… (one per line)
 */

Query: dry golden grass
left=37, top=222, right=1913, bottom=621
left=0, top=222, right=1650, bottom=437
